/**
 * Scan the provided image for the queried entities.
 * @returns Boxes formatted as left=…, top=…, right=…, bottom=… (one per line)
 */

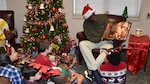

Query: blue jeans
left=93, top=70, right=102, bottom=84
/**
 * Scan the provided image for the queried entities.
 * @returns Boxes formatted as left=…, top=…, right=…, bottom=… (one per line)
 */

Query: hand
left=104, top=57, right=109, bottom=63
left=76, top=74, right=84, bottom=84
left=11, top=28, right=18, bottom=35
left=70, top=72, right=78, bottom=83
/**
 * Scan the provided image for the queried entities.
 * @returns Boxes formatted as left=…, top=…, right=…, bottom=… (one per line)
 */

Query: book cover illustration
left=102, top=22, right=132, bottom=41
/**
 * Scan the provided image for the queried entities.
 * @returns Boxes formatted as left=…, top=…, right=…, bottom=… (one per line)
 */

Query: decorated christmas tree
left=122, top=6, right=128, bottom=18
left=20, top=0, right=75, bottom=56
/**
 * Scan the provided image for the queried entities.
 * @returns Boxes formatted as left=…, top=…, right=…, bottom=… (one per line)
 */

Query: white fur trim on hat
left=83, top=9, right=95, bottom=19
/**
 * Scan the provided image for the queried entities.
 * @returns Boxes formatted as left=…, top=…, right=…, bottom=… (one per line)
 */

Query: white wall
left=6, top=0, right=27, bottom=43
left=6, top=0, right=150, bottom=48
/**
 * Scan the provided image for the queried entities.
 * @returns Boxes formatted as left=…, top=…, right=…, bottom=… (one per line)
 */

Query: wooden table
left=126, top=34, right=150, bottom=75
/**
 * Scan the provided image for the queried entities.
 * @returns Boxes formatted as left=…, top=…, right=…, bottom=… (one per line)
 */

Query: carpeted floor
left=73, top=50, right=150, bottom=84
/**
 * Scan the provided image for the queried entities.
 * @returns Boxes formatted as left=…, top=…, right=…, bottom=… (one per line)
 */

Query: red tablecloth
left=126, top=34, right=150, bottom=75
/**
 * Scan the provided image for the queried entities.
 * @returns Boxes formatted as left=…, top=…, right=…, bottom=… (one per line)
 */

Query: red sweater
left=99, top=62, right=127, bottom=84
left=35, top=53, right=53, bottom=80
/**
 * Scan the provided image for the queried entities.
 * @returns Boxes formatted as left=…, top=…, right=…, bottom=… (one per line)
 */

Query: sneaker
left=84, top=69, right=94, bottom=81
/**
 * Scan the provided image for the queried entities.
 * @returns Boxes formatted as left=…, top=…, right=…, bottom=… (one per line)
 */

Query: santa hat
left=82, top=4, right=95, bottom=19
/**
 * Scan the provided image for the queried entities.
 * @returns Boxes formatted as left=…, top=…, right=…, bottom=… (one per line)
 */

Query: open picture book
left=102, top=22, right=132, bottom=41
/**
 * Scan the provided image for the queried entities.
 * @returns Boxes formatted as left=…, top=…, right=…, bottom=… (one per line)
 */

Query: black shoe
left=84, top=69, right=94, bottom=81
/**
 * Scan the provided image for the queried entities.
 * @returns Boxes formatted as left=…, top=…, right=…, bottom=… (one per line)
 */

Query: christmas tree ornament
left=58, top=19, right=62, bottom=24
left=40, top=3, right=45, bottom=9
left=32, top=46, right=36, bottom=51
left=33, top=27, right=38, bottom=32
left=25, top=28, right=30, bottom=33
left=20, top=43, right=24, bottom=47
left=45, top=0, right=51, bottom=4
left=50, top=25, right=55, bottom=31
left=28, top=4, right=32, bottom=9
left=52, top=7, right=57, bottom=12
left=56, top=50, right=62, bottom=55
left=64, top=24, right=68, bottom=29
left=42, top=34, right=46, bottom=40
left=122, top=6, right=128, bottom=18
left=23, top=16, right=27, bottom=21
left=58, top=8, right=62, bottom=13
left=55, top=36, right=62, bottom=44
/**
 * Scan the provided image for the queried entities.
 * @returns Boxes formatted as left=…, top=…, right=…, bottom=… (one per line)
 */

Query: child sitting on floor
left=50, top=63, right=85, bottom=84
left=0, top=47, right=22, bottom=84
left=21, top=63, right=42, bottom=84
left=35, top=40, right=54, bottom=81
left=98, top=51, right=127, bottom=84
left=60, top=53, right=77, bottom=69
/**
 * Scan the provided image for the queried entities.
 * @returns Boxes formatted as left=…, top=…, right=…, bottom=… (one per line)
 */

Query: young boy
left=98, top=52, right=127, bottom=84
left=35, top=40, right=54, bottom=80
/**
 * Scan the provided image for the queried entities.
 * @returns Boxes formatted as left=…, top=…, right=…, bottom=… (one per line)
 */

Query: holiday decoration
left=122, top=6, right=128, bottom=18
left=39, top=3, right=44, bottom=9
left=20, top=0, right=75, bottom=57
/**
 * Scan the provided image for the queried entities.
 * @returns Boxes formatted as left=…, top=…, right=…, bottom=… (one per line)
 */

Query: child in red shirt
left=35, top=40, right=54, bottom=80
left=98, top=52, right=127, bottom=84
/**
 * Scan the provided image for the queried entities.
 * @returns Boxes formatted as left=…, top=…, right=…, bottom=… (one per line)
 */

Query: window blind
left=73, top=0, right=142, bottom=17
left=0, top=0, right=7, bottom=10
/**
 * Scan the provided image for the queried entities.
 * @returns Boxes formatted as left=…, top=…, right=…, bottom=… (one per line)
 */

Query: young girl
left=0, top=47, right=22, bottom=84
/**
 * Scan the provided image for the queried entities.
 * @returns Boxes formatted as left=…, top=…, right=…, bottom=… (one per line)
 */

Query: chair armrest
left=76, top=31, right=87, bottom=42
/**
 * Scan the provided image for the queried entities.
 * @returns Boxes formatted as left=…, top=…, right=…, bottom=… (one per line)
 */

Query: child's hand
left=76, top=74, right=84, bottom=84
left=10, top=47, right=18, bottom=62
left=104, top=57, right=109, bottom=63
left=70, top=72, right=78, bottom=82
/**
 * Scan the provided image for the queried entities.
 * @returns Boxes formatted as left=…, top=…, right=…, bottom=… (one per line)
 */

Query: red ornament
left=64, top=24, right=68, bottom=29
left=58, top=20, right=62, bottom=24
left=20, top=43, right=24, bottom=47
left=42, top=35, right=46, bottom=40
left=32, top=47, right=36, bottom=51
left=52, top=7, right=57, bottom=12
left=33, top=27, right=38, bottom=32
left=56, top=50, right=62, bottom=55
left=65, top=41, right=69, bottom=45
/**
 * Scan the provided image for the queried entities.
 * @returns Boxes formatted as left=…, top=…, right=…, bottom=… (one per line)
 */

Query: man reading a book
left=79, top=4, right=114, bottom=84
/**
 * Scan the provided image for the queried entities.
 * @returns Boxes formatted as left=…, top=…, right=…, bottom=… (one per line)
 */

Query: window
left=73, top=0, right=143, bottom=19
left=0, top=0, right=7, bottom=10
